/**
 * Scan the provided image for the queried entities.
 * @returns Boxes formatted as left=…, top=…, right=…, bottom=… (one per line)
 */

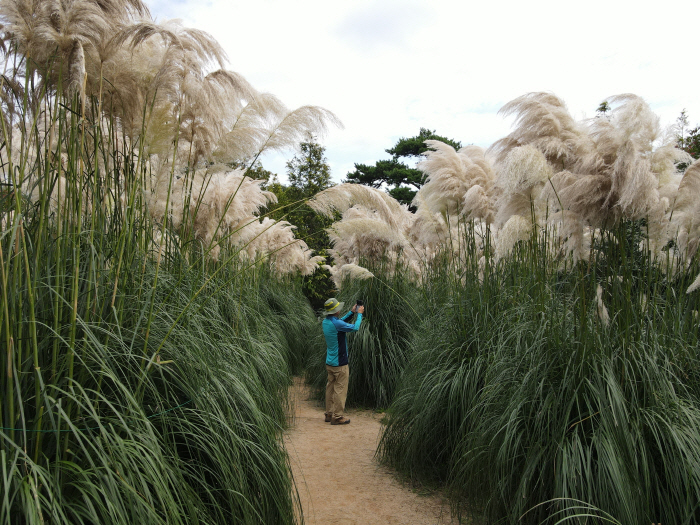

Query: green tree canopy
left=259, top=137, right=336, bottom=309
left=345, top=128, right=462, bottom=206
left=286, top=139, right=333, bottom=196
left=683, top=127, right=700, bottom=159
left=261, top=137, right=334, bottom=248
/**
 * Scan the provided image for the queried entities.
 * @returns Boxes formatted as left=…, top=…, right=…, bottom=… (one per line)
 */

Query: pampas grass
left=377, top=226, right=700, bottom=524
left=149, top=166, right=323, bottom=272
left=309, top=182, right=408, bottom=231
left=1, top=0, right=339, bottom=274
left=317, top=91, right=700, bottom=524
left=0, top=98, right=313, bottom=524
left=416, top=140, right=496, bottom=220
left=323, top=262, right=374, bottom=290
left=490, top=91, right=587, bottom=170
left=0, top=2, right=343, bottom=523
left=309, top=183, right=424, bottom=279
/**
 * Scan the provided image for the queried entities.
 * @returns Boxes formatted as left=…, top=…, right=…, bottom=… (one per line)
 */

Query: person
left=322, top=297, right=364, bottom=425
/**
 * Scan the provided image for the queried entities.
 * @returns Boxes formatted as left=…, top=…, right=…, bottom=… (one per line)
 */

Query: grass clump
left=378, top=223, right=700, bottom=524
left=0, top=0, right=342, bottom=517
left=1, top=245, right=309, bottom=524
left=0, top=64, right=319, bottom=525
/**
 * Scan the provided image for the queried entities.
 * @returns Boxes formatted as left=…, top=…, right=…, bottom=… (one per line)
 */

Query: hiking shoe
left=331, top=417, right=350, bottom=425
left=324, top=413, right=332, bottom=423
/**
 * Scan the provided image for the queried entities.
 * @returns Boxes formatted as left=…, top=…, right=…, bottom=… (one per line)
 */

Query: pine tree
left=345, top=128, right=461, bottom=206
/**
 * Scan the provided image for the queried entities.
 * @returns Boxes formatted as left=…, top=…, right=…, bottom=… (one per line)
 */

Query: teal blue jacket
left=323, top=311, right=362, bottom=367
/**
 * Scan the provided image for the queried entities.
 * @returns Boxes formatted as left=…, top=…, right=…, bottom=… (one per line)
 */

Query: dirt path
left=284, top=379, right=455, bottom=525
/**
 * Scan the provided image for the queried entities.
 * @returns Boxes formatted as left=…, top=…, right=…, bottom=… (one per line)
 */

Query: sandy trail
left=284, top=379, right=455, bottom=525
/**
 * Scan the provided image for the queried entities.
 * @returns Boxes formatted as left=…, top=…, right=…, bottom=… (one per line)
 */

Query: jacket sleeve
left=341, top=311, right=354, bottom=322
left=333, top=313, right=362, bottom=332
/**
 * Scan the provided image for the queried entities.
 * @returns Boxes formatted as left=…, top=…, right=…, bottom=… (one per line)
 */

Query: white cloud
left=148, top=0, right=700, bottom=183
left=334, top=1, right=433, bottom=51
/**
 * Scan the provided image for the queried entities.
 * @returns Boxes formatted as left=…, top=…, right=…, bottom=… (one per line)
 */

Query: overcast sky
left=148, top=0, right=700, bottom=183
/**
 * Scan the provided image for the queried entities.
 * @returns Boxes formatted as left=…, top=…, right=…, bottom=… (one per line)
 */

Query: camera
left=356, top=300, right=363, bottom=306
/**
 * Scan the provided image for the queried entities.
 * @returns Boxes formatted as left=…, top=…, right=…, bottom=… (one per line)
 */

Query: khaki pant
left=325, top=364, right=349, bottom=420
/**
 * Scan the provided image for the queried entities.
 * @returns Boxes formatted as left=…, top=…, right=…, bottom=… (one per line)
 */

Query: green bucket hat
left=323, top=297, right=344, bottom=316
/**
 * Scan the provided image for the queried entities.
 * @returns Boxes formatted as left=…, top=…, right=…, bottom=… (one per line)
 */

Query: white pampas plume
left=149, top=168, right=307, bottom=269
left=325, top=203, right=409, bottom=266
left=416, top=141, right=496, bottom=219
left=477, top=255, right=486, bottom=284
left=687, top=274, right=700, bottom=294
left=545, top=170, right=617, bottom=227
left=547, top=210, right=589, bottom=263
left=613, top=146, right=659, bottom=219
left=596, top=285, right=610, bottom=326
left=487, top=92, right=689, bottom=233
left=324, top=263, right=374, bottom=290
left=494, top=214, right=531, bottom=260
left=462, top=185, right=493, bottom=223
left=237, top=218, right=324, bottom=275
left=664, top=161, right=700, bottom=260
left=497, top=145, right=553, bottom=196
left=213, top=92, right=283, bottom=162
left=579, top=94, right=667, bottom=220
left=652, top=128, right=691, bottom=192
left=309, top=183, right=409, bottom=232
left=490, top=92, right=587, bottom=169
left=313, top=188, right=423, bottom=277
left=674, top=160, right=700, bottom=212
left=407, top=192, right=449, bottom=248
left=67, top=39, right=85, bottom=100
left=493, top=146, right=553, bottom=228
left=244, top=103, right=343, bottom=163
